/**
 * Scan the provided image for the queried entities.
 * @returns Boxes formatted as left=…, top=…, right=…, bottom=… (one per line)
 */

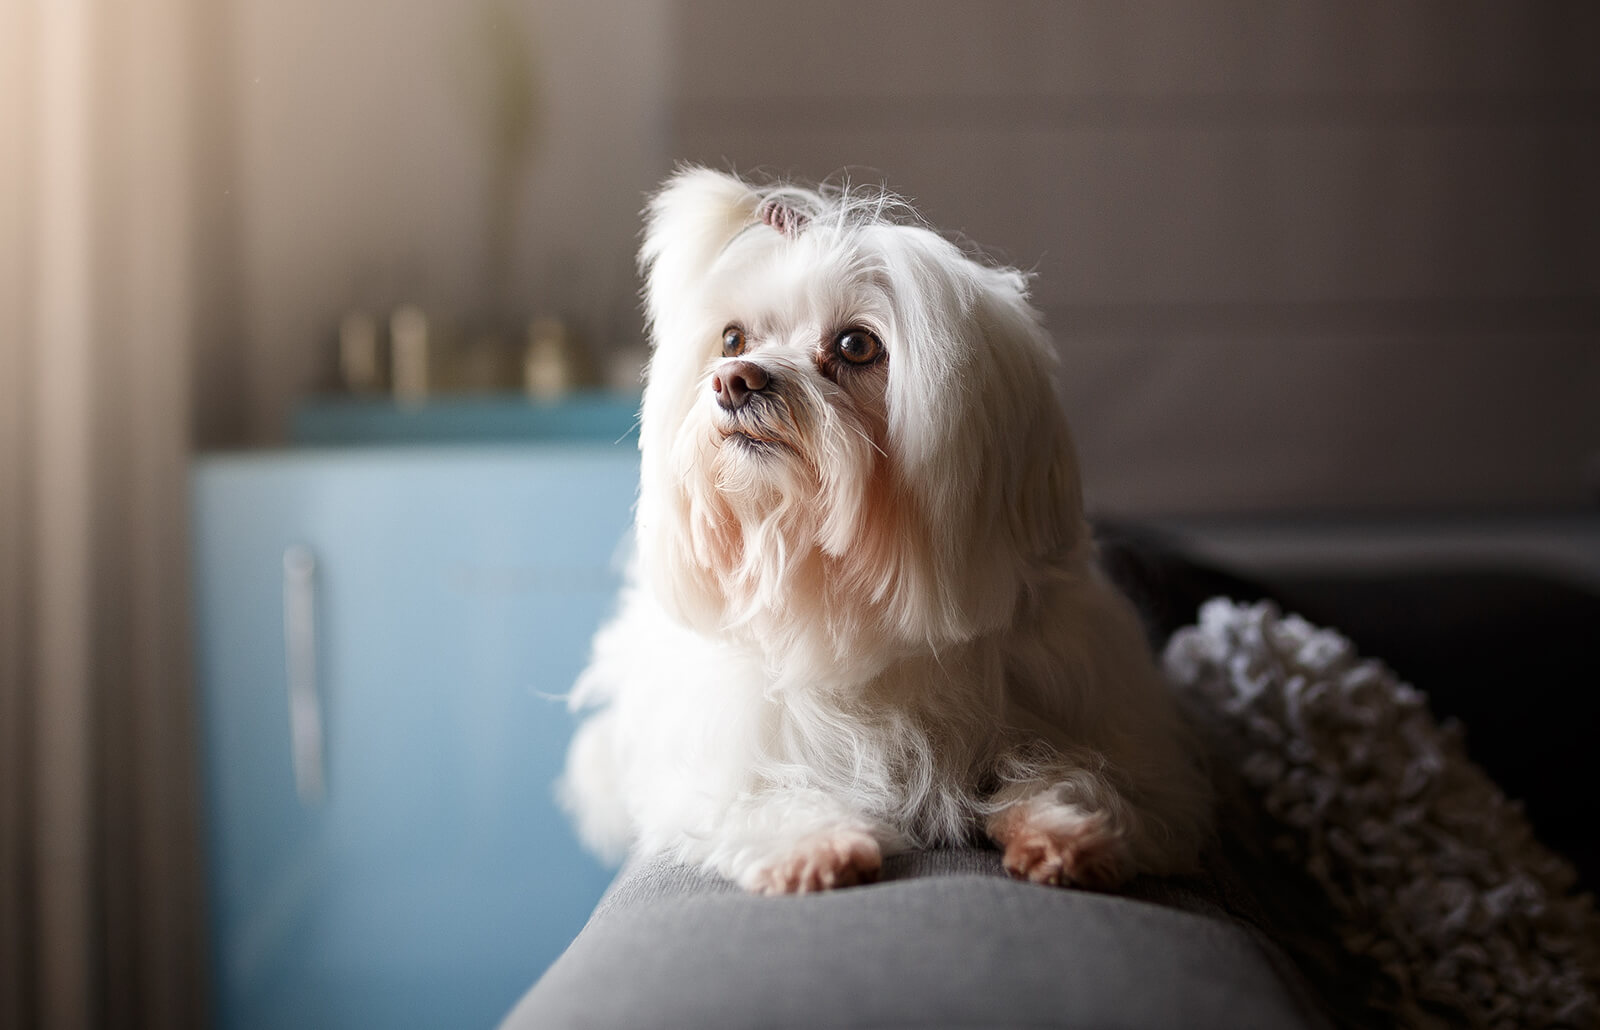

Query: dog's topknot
left=745, top=172, right=921, bottom=237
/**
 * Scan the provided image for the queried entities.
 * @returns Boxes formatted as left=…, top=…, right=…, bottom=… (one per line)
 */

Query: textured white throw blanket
left=1163, top=599, right=1600, bottom=1030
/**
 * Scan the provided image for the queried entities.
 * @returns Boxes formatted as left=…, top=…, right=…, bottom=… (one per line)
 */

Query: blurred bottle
left=524, top=316, right=592, bottom=400
left=391, top=304, right=432, bottom=406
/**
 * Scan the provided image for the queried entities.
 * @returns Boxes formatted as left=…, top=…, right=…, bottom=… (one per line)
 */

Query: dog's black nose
left=712, top=360, right=769, bottom=410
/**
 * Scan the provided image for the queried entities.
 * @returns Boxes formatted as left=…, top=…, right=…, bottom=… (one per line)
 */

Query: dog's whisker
left=846, top=421, right=888, bottom=461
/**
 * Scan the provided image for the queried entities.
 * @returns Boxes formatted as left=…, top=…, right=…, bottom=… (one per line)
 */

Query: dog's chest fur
left=751, top=648, right=1014, bottom=844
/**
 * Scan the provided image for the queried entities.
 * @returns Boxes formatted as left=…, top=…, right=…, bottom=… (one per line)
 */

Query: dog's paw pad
left=744, top=829, right=882, bottom=895
left=991, top=806, right=1131, bottom=890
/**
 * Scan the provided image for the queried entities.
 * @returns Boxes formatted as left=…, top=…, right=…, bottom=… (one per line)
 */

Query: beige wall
left=199, top=0, right=1600, bottom=515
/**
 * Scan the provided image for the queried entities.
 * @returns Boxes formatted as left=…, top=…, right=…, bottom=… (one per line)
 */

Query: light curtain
left=1, top=0, right=205, bottom=1026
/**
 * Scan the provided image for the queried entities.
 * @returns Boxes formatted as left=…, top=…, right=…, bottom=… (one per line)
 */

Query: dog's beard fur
left=561, top=167, right=1210, bottom=892
left=670, top=350, right=890, bottom=685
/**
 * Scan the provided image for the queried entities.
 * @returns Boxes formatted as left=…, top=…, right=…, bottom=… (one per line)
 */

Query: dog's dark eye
left=834, top=328, right=882, bottom=366
left=722, top=325, right=746, bottom=357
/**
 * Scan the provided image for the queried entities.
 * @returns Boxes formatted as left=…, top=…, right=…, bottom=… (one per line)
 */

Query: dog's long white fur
left=560, top=167, right=1209, bottom=891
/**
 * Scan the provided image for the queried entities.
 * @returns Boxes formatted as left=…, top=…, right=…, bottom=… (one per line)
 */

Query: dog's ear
left=639, top=167, right=762, bottom=337
left=634, top=168, right=768, bottom=621
left=879, top=231, right=1086, bottom=642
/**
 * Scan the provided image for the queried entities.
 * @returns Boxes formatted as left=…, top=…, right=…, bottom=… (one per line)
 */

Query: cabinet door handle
left=283, top=545, right=325, bottom=805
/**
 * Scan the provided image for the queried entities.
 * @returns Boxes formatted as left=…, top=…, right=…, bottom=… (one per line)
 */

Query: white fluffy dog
left=560, top=168, right=1209, bottom=894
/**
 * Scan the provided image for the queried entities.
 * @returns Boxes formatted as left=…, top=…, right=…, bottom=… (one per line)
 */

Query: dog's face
left=634, top=169, right=1086, bottom=680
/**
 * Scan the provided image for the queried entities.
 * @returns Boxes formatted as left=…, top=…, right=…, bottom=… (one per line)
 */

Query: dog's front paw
left=739, top=828, right=883, bottom=895
left=988, top=801, right=1132, bottom=890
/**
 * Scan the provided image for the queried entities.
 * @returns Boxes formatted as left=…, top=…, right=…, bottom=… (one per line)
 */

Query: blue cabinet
left=192, top=444, right=637, bottom=1028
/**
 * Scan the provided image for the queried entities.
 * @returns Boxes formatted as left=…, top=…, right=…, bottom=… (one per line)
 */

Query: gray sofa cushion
left=502, top=848, right=1333, bottom=1030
